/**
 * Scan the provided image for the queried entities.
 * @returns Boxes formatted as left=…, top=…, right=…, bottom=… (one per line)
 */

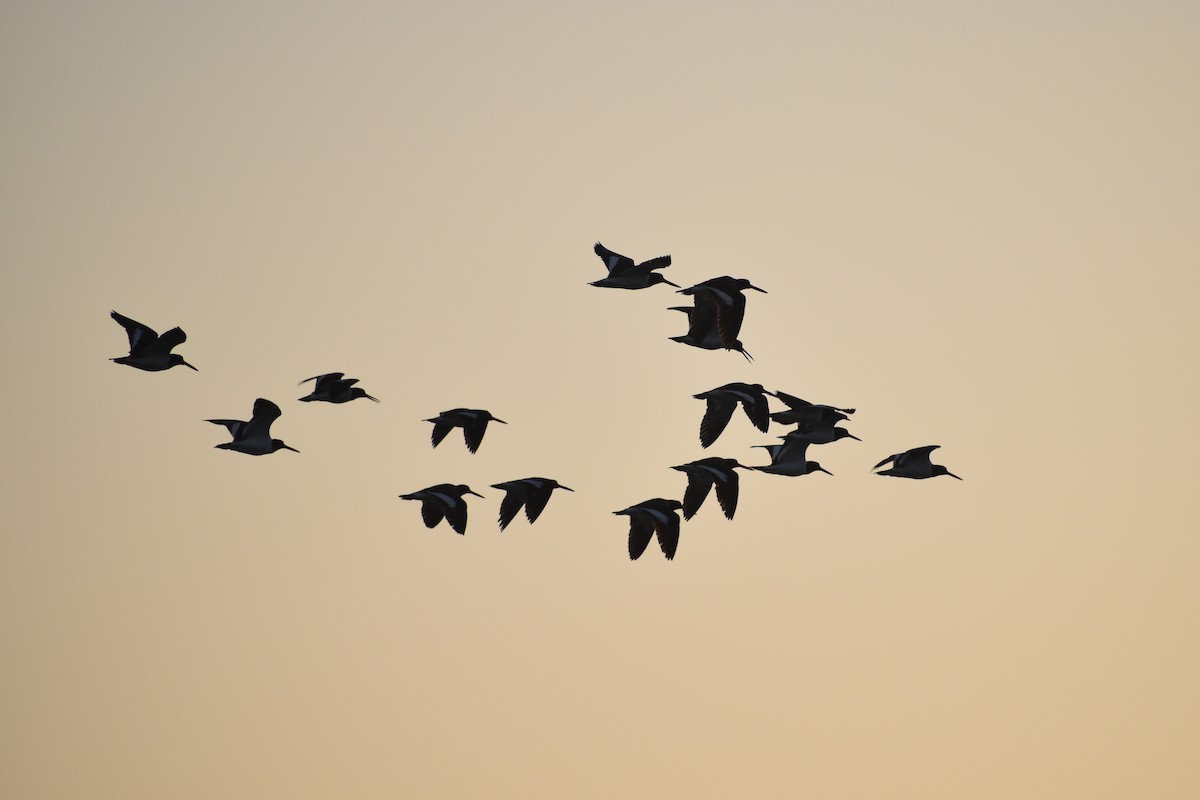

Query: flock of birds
left=109, top=242, right=961, bottom=561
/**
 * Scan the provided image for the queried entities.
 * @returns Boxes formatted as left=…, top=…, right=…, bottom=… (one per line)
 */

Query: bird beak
left=181, top=360, right=199, bottom=371
left=817, top=466, right=833, bottom=475
left=662, top=278, right=680, bottom=288
left=283, top=445, right=300, bottom=453
left=847, top=433, right=862, bottom=441
left=468, top=490, right=485, bottom=498
left=560, top=486, right=575, bottom=492
left=493, top=417, right=507, bottom=424
left=738, top=347, right=754, bottom=363
left=366, top=394, right=381, bottom=402
left=748, top=284, right=767, bottom=293
left=948, top=472, right=963, bottom=480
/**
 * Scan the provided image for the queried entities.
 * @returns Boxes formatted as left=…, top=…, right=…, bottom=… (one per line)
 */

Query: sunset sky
left=3, top=1, right=1199, bottom=797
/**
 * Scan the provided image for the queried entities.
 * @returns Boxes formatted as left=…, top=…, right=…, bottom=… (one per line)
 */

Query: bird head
left=272, top=439, right=300, bottom=453
left=170, top=355, right=198, bottom=371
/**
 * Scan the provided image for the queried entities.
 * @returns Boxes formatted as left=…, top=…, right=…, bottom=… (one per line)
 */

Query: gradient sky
left=3, top=1, right=1199, bottom=797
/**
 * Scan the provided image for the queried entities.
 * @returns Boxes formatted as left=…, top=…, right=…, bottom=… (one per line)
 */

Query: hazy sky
left=3, top=1, right=1199, bottom=797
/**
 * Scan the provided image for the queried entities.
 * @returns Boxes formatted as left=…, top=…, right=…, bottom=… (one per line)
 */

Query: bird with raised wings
left=110, top=310, right=197, bottom=372
left=298, top=372, right=380, bottom=404
left=589, top=242, right=678, bottom=289
left=207, top=398, right=299, bottom=455
left=873, top=445, right=962, bottom=480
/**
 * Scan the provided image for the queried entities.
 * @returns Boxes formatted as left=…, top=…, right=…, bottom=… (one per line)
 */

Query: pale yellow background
left=3, top=1, right=1199, bottom=797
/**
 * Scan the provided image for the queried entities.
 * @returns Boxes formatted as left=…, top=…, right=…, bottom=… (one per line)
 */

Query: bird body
left=693, top=383, right=774, bottom=447
left=671, top=458, right=745, bottom=520
left=399, top=484, right=484, bottom=534
left=613, top=498, right=684, bottom=560
left=769, top=391, right=855, bottom=428
left=110, top=311, right=197, bottom=372
left=590, top=242, right=678, bottom=289
left=207, top=398, right=298, bottom=455
left=676, top=276, right=767, bottom=350
left=425, top=408, right=506, bottom=453
left=490, top=477, right=573, bottom=530
left=777, top=423, right=860, bottom=446
left=873, top=445, right=961, bottom=480
left=750, top=437, right=831, bottom=477
left=299, top=372, right=379, bottom=403
left=669, top=306, right=753, bottom=361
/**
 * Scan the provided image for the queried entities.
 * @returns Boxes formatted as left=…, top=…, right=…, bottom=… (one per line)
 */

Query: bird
left=750, top=437, right=832, bottom=477
left=676, top=276, right=767, bottom=349
left=668, top=305, right=753, bottom=361
left=769, top=391, right=855, bottom=428
left=425, top=408, right=506, bottom=453
left=693, top=383, right=775, bottom=448
left=589, top=242, right=678, bottom=289
left=109, top=310, right=197, bottom=372
left=671, top=458, right=746, bottom=520
left=298, top=372, right=379, bottom=403
left=207, top=398, right=299, bottom=455
left=490, top=477, right=574, bottom=531
left=613, top=498, right=685, bottom=560
left=399, top=484, right=484, bottom=535
left=777, top=424, right=860, bottom=446
left=873, top=445, right=962, bottom=480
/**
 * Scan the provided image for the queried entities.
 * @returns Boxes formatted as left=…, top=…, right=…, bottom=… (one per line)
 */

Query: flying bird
left=671, top=458, right=746, bottom=521
left=298, top=372, right=379, bottom=404
left=425, top=408, right=506, bottom=453
left=589, top=242, right=678, bottom=289
left=613, top=498, right=685, bottom=561
left=873, top=445, right=962, bottom=480
left=750, top=437, right=832, bottom=477
left=207, top=398, right=299, bottom=455
left=677, top=276, right=767, bottom=349
left=490, top=477, right=574, bottom=531
left=399, top=484, right=484, bottom=535
left=110, top=310, right=197, bottom=372
left=769, top=391, right=855, bottom=428
left=693, top=383, right=775, bottom=448
left=668, top=305, right=753, bottom=361
left=778, top=424, right=861, bottom=446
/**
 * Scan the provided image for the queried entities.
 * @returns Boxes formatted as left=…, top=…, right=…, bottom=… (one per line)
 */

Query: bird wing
left=679, top=470, right=714, bottom=521
left=654, top=512, right=681, bottom=560
left=698, top=394, right=738, bottom=448
left=713, top=291, right=748, bottom=349
left=713, top=470, right=740, bottom=520
left=896, top=445, right=940, bottom=469
left=429, top=420, right=454, bottom=447
left=111, top=311, right=157, bottom=356
left=774, top=437, right=812, bottom=466
left=462, top=417, right=490, bottom=453
left=637, top=254, right=672, bottom=272
left=739, top=390, right=772, bottom=433
left=206, top=418, right=246, bottom=438
left=684, top=293, right=720, bottom=341
left=495, top=485, right=526, bottom=531
left=442, top=496, right=469, bottom=535
left=146, top=326, right=187, bottom=356
left=523, top=482, right=555, bottom=524
left=772, top=391, right=810, bottom=410
left=594, top=242, right=635, bottom=276
left=872, top=452, right=901, bottom=470
left=418, top=498, right=445, bottom=529
left=623, top=513, right=654, bottom=560
left=243, top=398, right=282, bottom=440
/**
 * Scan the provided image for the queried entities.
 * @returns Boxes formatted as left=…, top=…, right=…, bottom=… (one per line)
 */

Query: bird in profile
left=589, top=242, right=678, bottom=289
left=207, top=398, right=299, bottom=455
left=677, top=276, right=767, bottom=350
left=750, top=437, right=832, bottom=477
left=399, top=484, right=484, bottom=535
left=671, top=458, right=746, bottom=521
left=298, top=372, right=380, bottom=404
left=873, top=445, right=962, bottom=480
left=110, top=310, right=197, bottom=372
left=490, top=477, right=574, bottom=531
left=425, top=408, right=506, bottom=453
left=613, top=498, right=685, bottom=560
left=693, top=383, right=775, bottom=447
left=778, top=424, right=861, bottom=446
left=769, top=391, right=855, bottom=428
left=668, top=305, right=753, bottom=361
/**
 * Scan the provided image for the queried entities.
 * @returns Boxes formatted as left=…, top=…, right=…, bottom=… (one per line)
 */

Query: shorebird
left=207, top=398, right=299, bottom=455
left=399, top=484, right=484, bottom=535
left=671, top=458, right=746, bottom=521
left=769, top=391, right=855, bottom=428
left=778, top=424, right=860, bottom=446
left=693, top=383, right=775, bottom=448
left=750, top=438, right=832, bottom=477
left=677, top=276, right=767, bottom=349
left=668, top=306, right=753, bottom=361
left=490, top=477, right=574, bottom=531
left=425, top=408, right=506, bottom=453
left=613, top=498, right=685, bottom=561
left=110, top=311, right=197, bottom=372
left=298, top=372, right=379, bottom=404
left=589, top=242, right=678, bottom=289
left=873, top=445, right=962, bottom=480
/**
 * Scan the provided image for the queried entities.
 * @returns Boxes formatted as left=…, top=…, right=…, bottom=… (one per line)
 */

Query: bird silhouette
left=750, top=438, right=832, bottom=477
left=425, top=408, right=506, bottom=453
left=873, top=445, right=961, bottom=480
left=693, top=383, right=774, bottom=447
left=671, top=458, right=746, bottom=520
left=769, top=391, right=855, bottom=428
left=207, top=398, right=299, bottom=455
left=399, top=484, right=485, bottom=534
left=676, top=276, right=767, bottom=349
left=613, top=498, right=685, bottom=560
left=668, top=305, right=753, bottom=361
left=110, top=311, right=197, bottom=372
left=589, top=242, right=678, bottom=289
left=298, top=372, right=379, bottom=404
left=490, top=477, right=574, bottom=531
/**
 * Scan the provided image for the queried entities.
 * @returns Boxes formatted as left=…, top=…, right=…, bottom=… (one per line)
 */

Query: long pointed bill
left=468, top=490, right=485, bottom=497
left=737, top=347, right=754, bottom=363
left=948, top=472, right=963, bottom=480
left=848, top=433, right=862, bottom=441
left=748, top=284, right=768, bottom=293
left=283, top=445, right=300, bottom=453
left=181, top=360, right=199, bottom=371
left=560, top=486, right=575, bottom=492
left=493, top=418, right=507, bottom=424
left=366, top=394, right=381, bottom=402
left=661, top=278, right=680, bottom=288
left=816, top=466, right=833, bottom=475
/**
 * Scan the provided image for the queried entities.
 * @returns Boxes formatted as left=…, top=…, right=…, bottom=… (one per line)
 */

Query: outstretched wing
left=111, top=311, right=157, bottom=356
left=594, top=242, right=635, bottom=276
left=637, top=254, right=672, bottom=272
left=496, top=487, right=526, bottom=531
left=699, top=395, right=737, bottom=448
left=680, top=471, right=714, bottom=521
left=713, top=471, right=740, bottom=520
left=462, top=418, right=490, bottom=453
left=654, top=513, right=681, bottom=560
left=523, top=483, right=555, bottom=524
left=896, top=445, right=940, bottom=469
left=244, top=398, right=283, bottom=440
left=625, top=514, right=654, bottom=560
left=429, top=420, right=454, bottom=447
left=206, top=418, right=246, bottom=439
left=420, top=498, right=445, bottom=529
left=739, top=391, right=771, bottom=433
left=147, top=326, right=187, bottom=356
